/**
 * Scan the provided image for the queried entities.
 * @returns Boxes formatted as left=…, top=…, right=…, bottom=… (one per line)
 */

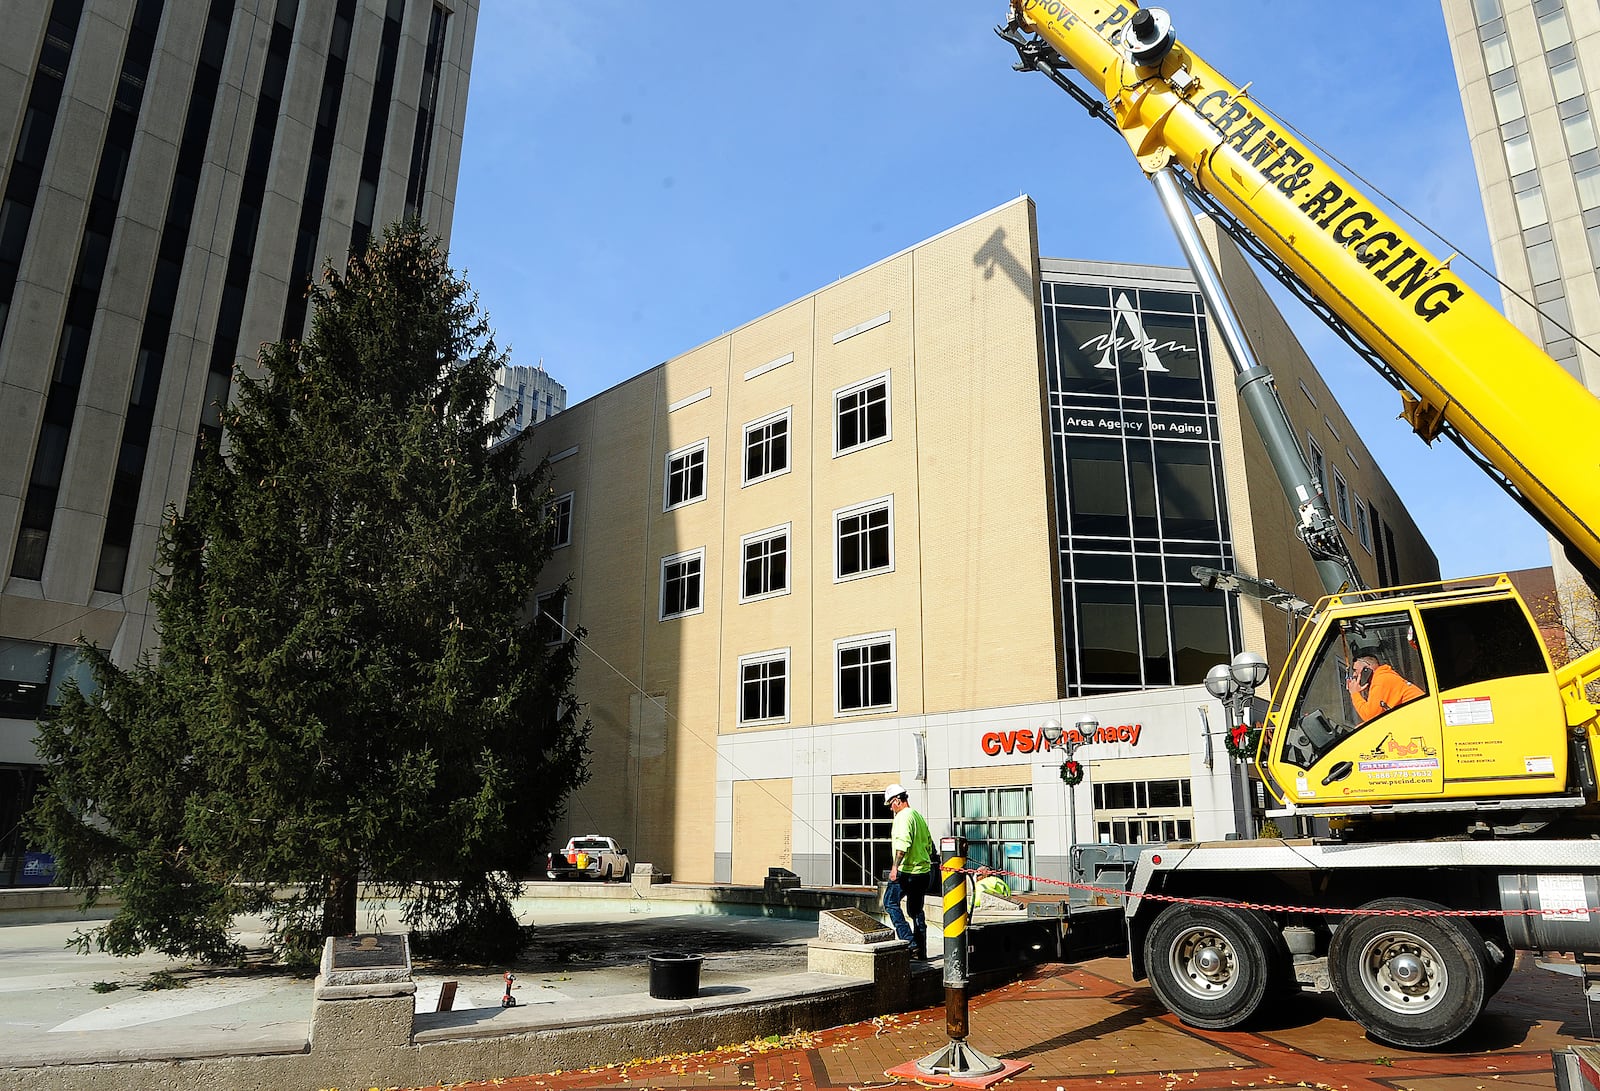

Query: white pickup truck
left=545, top=835, right=630, bottom=881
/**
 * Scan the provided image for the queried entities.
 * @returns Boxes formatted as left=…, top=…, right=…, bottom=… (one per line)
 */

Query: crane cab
left=1257, top=575, right=1575, bottom=814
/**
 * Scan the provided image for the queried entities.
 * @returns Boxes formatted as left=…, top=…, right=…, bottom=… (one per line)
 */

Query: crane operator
left=1345, top=633, right=1423, bottom=723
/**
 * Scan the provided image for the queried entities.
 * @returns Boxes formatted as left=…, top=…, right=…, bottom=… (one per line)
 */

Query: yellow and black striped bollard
left=914, top=836, right=1003, bottom=1078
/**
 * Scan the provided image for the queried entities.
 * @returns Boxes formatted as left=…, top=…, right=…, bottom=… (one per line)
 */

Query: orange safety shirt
left=1350, top=663, right=1423, bottom=723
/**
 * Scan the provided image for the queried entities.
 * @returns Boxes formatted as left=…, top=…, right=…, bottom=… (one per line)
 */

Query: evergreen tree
left=31, top=222, right=588, bottom=962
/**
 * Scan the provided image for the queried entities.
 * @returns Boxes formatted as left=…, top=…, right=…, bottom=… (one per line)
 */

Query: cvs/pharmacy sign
left=980, top=723, right=1144, bottom=756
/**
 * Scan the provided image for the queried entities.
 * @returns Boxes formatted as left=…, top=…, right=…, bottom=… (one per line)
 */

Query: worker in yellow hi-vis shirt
left=882, top=782, right=933, bottom=960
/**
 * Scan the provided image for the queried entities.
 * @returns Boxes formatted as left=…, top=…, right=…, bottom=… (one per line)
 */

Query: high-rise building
left=519, top=199, right=1438, bottom=886
left=1441, top=0, right=1600, bottom=590
left=488, top=362, right=566, bottom=440
left=0, top=0, right=478, bottom=886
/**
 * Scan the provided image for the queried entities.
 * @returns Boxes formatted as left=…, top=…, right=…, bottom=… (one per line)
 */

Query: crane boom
left=1004, top=0, right=1600, bottom=578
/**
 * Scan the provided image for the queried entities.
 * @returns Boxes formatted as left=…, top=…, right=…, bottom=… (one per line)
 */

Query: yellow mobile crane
left=999, top=1, right=1600, bottom=1049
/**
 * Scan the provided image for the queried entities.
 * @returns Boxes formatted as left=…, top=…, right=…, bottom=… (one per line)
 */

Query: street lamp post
left=1203, top=651, right=1271, bottom=838
left=1041, top=715, right=1098, bottom=890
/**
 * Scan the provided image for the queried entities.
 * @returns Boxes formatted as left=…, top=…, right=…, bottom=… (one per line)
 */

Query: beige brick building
left=522, top=198, right=1437, bottom=887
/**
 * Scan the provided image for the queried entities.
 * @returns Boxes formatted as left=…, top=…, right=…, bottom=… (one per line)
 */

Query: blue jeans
left=884, top=872, right=929, bottom=956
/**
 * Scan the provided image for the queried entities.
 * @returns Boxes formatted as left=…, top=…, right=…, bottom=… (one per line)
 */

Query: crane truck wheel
left=1329, top=898, right=1490, bottom=1049
left=1142, top=902, right=1284, bottom=1030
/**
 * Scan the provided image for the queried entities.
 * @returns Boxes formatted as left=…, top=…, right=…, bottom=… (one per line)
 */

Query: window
left=1094, top=778, right=1192, bottom=810
left=546, top=491, right=573, bottom=549
left=738, top=649, right=789, bottom=724
left=833, top=792, right=894, bottom=886
left=952, top=787, right=1034, bottom=891
left=0, top=640, right=53, bottom=719
left=660, top=548, right=705, bottom=620
left=740, top=524, right=790, bottom=602
left=1538, top=6, right=1573, bottom=50
left=1066, top=439, right=1132, bottom=536
left=664, top=440, right=707, bottom=510
left=1093, top=777, right=1196, bottom=846
left=1492, top=82, right=1526, bottom=126
left=1527, top=237, right=1561, bottom=285
left=743, top=409, right=790, bottom=484
left=46, top=645, right=96, bottom=707
left=1551, top=57, right=1585, bottom=103
left=536, top=589, right=567, bottom=645
left=1515, top=184, right=1549, bottom=230
left=835, top=497, right=893, bottom=581
left=1481, top=32, right=1512, bottom=74
left=1420, top=598, right=1547, bottom=692
left=1580, top=161, right=1600, bottom=210
left=1307, top=436, right=1329, bottom=498
left=1280, top=613, right=1430, bottom=769
left=1077, top=584, right=1140, bottom=687
left=1564, top=112, right=1598, bottom=156
left=836, top=631, right=895, bottom=714
left=0, top=639, right=98, bottom=720
left=1355, top=496, right=1372, bottom=552
left=1333, top=469, right=1352, bottom=527
left=834, top=374, right=890, bottom=455
left=1153, top=443, right=1219, bottom=538
left=1503, top=130, right=1535, bottom=175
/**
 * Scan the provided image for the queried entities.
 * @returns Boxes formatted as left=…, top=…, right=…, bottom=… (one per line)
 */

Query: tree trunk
left=323, top=873, right=358, bottom=936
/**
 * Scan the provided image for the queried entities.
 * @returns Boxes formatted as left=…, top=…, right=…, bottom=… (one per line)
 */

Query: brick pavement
left=411, top=955, right=1592, bottom=1091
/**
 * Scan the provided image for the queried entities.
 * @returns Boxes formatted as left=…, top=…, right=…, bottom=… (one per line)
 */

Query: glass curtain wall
left=1042, top=280, right=1240, bottom=695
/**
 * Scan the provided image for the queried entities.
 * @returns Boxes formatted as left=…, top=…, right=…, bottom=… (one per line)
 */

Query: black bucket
left=647, top=951, right=703, bottom=999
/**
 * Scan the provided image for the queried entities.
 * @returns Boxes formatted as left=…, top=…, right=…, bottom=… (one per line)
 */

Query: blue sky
left=448, top=1, right=1553, bottom=581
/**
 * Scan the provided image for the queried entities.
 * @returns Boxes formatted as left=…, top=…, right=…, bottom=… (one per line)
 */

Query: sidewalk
left=0, top=907, right=821, bottom=1067
left=421, top=954, right=1593, bottom=1091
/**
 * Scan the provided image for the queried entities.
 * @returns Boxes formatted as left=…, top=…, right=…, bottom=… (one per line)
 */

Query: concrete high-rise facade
left=1442, top=0, right=1600, bottom=588
left=488, top=362, right=566, bottom=440
left=0, top=0, right=478, bottom=886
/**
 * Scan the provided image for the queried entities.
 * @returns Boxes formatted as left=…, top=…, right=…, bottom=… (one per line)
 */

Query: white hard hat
left=883, top=782, right=906, bottom=802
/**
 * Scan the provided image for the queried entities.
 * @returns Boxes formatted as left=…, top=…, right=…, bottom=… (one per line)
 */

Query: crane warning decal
left=1441, top=696, right=1493, bottom=726
left=1192, top=89, right=1466, bottom=324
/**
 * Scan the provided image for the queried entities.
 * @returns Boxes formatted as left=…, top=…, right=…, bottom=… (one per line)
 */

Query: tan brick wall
left=832, top=772, right=899, bottom=794
left=732, top=778, right=793, bottom=884
left=949, top=765, right=1033, bottom=789
left=911, top=202, right=1061, bottom=711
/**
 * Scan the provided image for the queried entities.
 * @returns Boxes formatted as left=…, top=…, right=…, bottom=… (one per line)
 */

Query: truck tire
left=1329, top=897, right=1489, bottom=1049
left=1143, top=902, right=1282, bottom=1030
